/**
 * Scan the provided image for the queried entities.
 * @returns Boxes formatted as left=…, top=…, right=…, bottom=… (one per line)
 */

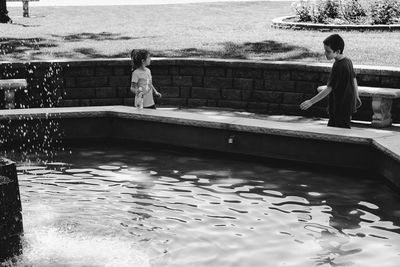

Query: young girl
left=130, top=49, right=162, bottom=109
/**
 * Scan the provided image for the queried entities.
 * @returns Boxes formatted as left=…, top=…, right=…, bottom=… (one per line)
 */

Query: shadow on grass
left=51, top=32, right=142, bottom=42
left=152, top=40, right=322, bottom=61
left=0, top=37, right=58, bottom=60
left=1, top=37, right=322, bottom=61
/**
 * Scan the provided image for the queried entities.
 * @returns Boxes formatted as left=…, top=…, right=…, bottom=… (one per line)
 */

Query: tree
left=0, top=0, right=12, bottom=23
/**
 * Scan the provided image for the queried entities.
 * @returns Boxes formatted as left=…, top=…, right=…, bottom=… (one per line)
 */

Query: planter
left=272, top=16, right=400, bottom=31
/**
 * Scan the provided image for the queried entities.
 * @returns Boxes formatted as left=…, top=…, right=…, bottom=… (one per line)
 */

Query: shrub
left=312, top=0, right=340, bottom=23
left=292, top=0, right=313, bottom=22
left=370, top=0, right=400, bottom=25
left=341, top=0, right=368, bottom=23
left=292, top=0, right=400, bottom=24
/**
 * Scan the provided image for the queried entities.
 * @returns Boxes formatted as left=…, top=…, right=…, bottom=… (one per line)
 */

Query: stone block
left=381, top=77, right=400, bottom=88
left=273, top=81, right=296, bottom=92
left=269, top=103, right=281, bottom=114
left=292, top=71, right=319, bottom=81
left=96, top=87, right=116, bottom=98
left=296, top=81, right=317, bottom=94
left=221, top=89, right=241, bottom=100
left=172, top=76, right=192, bottom=87
left=64, top=77, right=76, bottom=88
left=226, top=68, right=233, bottom=78
left=114, top=66, right=129, bottom=76
left=153, top=75, right=172, bottom=86
left=192, top=87, right=220, bottom=99
left=96, top=67, right=113, bottom=76
left=254, top=79, right=264, bottom=90
left=319, top=73, right=330, bottom=83
left=64, top=67, right=95, bottom=77
left=150, top=66, right=169, bottom=75
left=123, top=98, right=134, bottom=106
left=169, top=66, right=180, bottom=75
left=90, top=98, right=124, bottom=106
left=204, top=77, right=232, bottom=89
left=65, top=88, right=96, bottom=99
left=159, top=97, right=187, bottom=107
left=357, top=74, right=380, bottom=87
left=117, top=87, right=131, bottom=98
left=233, top=78, right=253, bottom=90
left=207, top=99, right=218, bottom=107
left=59, top=99, right=80, bottom=107
left=109, top=76, right=130, bottom=87
left=161, top=86, right=180, bottom=98
left=247, top=102, right=269, bottom=113
left=242, top=90, right=252, bottom=101
left=192, top=76, right=203, bottom=87
left=218, top=100, right=247, bottom=110
left=180, top=67, right=204, bottom=76
left=283, top=92, right=304, bottom=104
left=279, top=71, right=291, bottom=81
left=188, top=98, right=208, bottom=107
left=76, top=76, right=108, bottom=88
left=205, top=67, right=226, bottom=77
left=253, top=91, right=283, bottom=103
left=180, top=87, right=191, bottom=98
left=263, top=70, right=280, bottom=80
left=233, top=68, right=262, bottom=78
left=281, top=104, right=303, bottom=115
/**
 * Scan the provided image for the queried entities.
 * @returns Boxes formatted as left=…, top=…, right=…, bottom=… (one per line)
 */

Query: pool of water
left=3, top=143, right=400, bottom=267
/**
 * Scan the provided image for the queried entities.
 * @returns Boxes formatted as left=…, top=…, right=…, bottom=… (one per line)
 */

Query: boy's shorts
left=328, top=113, right=351, bottom=129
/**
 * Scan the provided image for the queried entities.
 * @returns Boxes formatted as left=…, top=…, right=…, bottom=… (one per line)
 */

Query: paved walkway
left=8, top=0, right=294, bottom=7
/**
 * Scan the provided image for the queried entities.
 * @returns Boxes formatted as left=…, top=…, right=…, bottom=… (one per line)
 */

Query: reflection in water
left=2, top=143, right=400, bottom=267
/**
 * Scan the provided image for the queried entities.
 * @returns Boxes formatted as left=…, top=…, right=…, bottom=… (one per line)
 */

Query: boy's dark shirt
left=327, top=57, right=356, bottom=118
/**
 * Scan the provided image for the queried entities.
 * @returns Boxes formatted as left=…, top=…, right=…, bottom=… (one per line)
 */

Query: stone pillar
left=0, top=158, right=23, bottom=262
left=0, top=79, right=27, bottom=109
left=371, top=97, right=393, bottom=128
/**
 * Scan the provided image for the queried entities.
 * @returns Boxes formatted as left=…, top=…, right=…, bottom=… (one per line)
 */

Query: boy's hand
left=155, top=91, right=162, bottom=98
left=300, top=100, right=313, bottom=110
left=356, top=97, right=362, bottom=109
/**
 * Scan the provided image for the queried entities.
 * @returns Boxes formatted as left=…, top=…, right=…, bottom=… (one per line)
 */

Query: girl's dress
left=131, top=67, right=155, bottom=108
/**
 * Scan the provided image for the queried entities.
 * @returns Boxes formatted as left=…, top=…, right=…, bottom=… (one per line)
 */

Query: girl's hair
left=131, top=49, right=150, bottom=71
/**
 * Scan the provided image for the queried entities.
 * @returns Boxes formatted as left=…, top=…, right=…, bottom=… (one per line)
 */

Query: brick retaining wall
left=1, top=58, right=400, bottom=122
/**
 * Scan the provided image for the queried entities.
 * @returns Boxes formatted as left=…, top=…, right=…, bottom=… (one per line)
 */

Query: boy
left=300, top=34, right=361, bottom=128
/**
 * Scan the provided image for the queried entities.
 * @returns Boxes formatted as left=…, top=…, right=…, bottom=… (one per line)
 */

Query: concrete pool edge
left=1, top=105, right=400, bottom=188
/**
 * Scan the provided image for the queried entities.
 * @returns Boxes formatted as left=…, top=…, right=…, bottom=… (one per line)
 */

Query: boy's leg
left=328, top=112, right=351, bottom=129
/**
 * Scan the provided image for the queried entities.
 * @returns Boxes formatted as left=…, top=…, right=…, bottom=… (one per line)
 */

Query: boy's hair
left=131, top=49, right=150, bottom=71
left=323, top=34, right=345, bottom=54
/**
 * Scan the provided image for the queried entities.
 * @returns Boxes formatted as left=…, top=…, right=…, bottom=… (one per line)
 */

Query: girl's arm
left=130, top=82, right=141, bottom=95
left=150, top=82, right=162, bottom=97
left=300, top=85, right=332, bottom=110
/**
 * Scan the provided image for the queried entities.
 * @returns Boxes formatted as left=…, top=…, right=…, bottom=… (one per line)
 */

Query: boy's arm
left=354, top=78, right=362, bottom=108
left=300, top=85, right=332, bottom=110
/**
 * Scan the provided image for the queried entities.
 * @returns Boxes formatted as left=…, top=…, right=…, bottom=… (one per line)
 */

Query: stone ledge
left=272, top=16, right=400, bottom=32
left=1, top=106, right=400, bottom=188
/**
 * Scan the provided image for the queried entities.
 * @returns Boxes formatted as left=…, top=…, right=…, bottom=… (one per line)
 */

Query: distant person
left=0, top=0, right=12, bottom=23
left=300, top=34, right=361, bottom=128
left=130, top=49, right=162, bottom=109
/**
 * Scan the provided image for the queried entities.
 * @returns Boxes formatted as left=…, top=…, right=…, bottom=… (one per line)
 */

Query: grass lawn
left=1, top=1, right=399, bottom=67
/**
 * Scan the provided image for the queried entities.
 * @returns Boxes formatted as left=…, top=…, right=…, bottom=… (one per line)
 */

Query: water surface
left=4, top=143, right=400, bottom=266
